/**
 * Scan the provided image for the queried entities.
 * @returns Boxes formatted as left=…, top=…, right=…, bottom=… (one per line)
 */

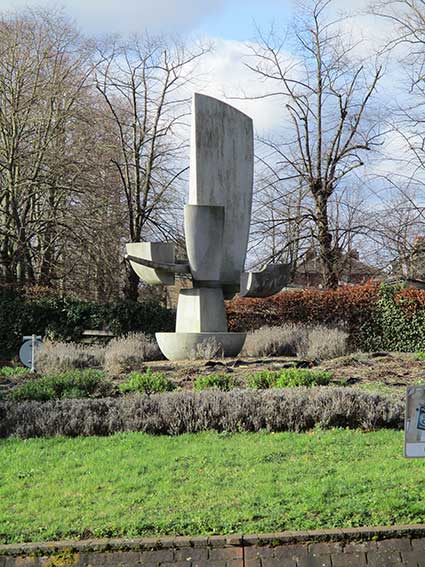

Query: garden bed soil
left=1, top=352, right=424, bottom=396
left=131, top=352, right=424, bottom=394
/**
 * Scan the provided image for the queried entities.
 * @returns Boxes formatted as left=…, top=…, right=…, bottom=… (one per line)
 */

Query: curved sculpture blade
left=240, top=264, right=291, bottom=298
left=189, top=93, right=253, bottom=286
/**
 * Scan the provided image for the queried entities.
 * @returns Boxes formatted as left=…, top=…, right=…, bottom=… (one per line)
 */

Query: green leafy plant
left=119, top=369, right=175, bottom=395
left=247, top=370, right=280, bottom=389
left=416, top=352, right=425, bottom=362
left=247, top=368, right=331, bottom=389
left=9, top=369, right=109, bottom=402
left=0, top=366, right=29, bottom=377
left=274, top=368, right=332, bottom=388
left=194, top=374, right=238, bottom=391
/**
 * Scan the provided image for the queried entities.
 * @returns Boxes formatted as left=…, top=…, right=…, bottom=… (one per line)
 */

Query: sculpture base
left=156, top=332, right=246, bottom=361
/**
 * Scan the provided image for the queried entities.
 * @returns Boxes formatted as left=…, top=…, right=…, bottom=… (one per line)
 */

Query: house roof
left=296, top=249, right=381, bottom=278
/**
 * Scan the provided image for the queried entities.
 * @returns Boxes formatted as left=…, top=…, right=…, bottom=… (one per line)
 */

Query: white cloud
left=0, top=0, right=225, bottom=35
left=191, top=38, right=292, bottom=135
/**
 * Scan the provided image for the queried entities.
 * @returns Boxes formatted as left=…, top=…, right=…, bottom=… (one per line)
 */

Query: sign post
left=405, top=386, right=425, bottom=457
left=19, top=335, right=42, bottom=372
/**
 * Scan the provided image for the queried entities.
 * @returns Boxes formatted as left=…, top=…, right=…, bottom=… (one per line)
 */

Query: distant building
left=390, top=236, right=425, bottom=290
left=292, top=247, right=382, bottom=288
left=407, top=237, right=425, bottom=281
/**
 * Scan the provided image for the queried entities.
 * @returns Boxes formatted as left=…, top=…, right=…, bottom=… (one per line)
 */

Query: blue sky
left=195, top=0, right=292, bottom=41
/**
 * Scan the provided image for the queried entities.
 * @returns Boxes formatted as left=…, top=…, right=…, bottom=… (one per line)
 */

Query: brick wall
left=2, top=525, right=425, bottom=567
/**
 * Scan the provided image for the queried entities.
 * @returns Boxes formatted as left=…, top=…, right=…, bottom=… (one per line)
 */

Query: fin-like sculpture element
left=240, top=264, right=291, bottom=298
left=189, top=93, right=253, bottom=286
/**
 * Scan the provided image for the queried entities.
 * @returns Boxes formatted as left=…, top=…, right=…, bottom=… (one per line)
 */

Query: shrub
left=194, top=373, right=238, bottom=391
left=274, top=368, right=332, bottom=387
left=247, top=368, right=331, bottom=389
left=0, top=366, right=29, bottom=377
left=227, top=283, right=378, bottom=342
left=9, top=370, right=111, bottom=402
left=360, top=284, right=425, bottom=352
left=104, top=333, right=161, bottom=375
left=302, top=327, right=349, bottom=361
left=0, top=387, right=404, bottom=438
left=36, top=340, right=105, bottom=374
left=119, top=369, right=175, bottom=395
left=247, top=370, right=279, bottom=389
left=417, top=352, right=425, bottom=361
left=241, top=324, right=349, bottom=360
left=241, top=324, right=309, bottom=357
left=0, top=287, right=175, bottom=359
left=228, top=282, right=425, bottom=353
left=189, top=337, right=224, bottom=360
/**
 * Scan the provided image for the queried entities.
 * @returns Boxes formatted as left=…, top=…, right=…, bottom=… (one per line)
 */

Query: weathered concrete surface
left=126, top=243, right=176, bottom=286
left=184, top=204, right=224, bottom=282
left=176, top=288, right=227, bottom=333
left=3, top=525, right=425, bottom=566
left=240, top=263, right=291, bottom=298
left=189, top=93, right=253, bottom=286
left=155, top=331, right=246, bottom=360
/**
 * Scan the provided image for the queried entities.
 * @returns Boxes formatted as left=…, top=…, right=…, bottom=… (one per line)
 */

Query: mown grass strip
left=1, top=429, right=425, bottom=544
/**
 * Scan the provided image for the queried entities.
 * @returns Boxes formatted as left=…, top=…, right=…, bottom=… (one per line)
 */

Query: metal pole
left=31, top=334, right=36, bottom=373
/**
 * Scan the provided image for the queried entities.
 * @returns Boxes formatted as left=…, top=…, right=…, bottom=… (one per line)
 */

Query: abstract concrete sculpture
left=126, top=93, right=290, bottom=360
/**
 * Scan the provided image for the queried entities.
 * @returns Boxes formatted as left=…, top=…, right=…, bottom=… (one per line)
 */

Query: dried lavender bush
left=241, top=324, right=309, bottom=357
left=103, top=333, right=161, bottom=375
left=189, top=337, right=224, bottom=360
left=241, top=324, right=349, bottom=361
left=36, top=340, right=105, bottom=374
left=302, top=326, right=349, bottom=361
left=0, top=387, right=404, bottom=439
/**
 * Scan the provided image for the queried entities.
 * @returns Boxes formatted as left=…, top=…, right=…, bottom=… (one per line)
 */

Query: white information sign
left=405, top=386, right=425, bottom=458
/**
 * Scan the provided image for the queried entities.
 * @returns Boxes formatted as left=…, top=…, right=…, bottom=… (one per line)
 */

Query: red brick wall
left=2, top=525, right=425, bottom=566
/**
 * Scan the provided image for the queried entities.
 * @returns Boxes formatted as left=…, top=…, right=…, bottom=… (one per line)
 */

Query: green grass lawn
left=1, top=429, right=425, bottom=544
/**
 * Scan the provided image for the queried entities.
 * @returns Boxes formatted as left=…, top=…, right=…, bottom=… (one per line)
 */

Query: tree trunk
left=315, top=196, right=338, bottom=288
left=123, top=267, right=139, bottom=301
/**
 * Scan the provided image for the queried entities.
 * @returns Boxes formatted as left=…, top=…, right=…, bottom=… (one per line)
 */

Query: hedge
left=2, top=282, right=425, bottom=359
left=0, top=387, right=404, bottom=438
left=0, top=288, right=175, bottom=359
left=227, top=282, right=425, bottom=352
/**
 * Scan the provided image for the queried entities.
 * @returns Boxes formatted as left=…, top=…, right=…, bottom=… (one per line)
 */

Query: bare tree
left=366, top=1, right=425, bottom=274
left=0, top=8, right=93, bottom=287
left=245, top=0, right=383, bottom=287
left=94, top=35, right=208, bottom=300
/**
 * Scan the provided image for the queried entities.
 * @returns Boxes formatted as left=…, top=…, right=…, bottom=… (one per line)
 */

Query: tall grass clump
left=36, top=340, right=105, bottom=374
left=104, top=333, right=161, bottom=375
left=9, top=370, right=112, bottom=402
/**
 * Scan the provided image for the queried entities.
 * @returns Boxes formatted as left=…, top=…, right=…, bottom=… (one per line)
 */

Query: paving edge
left=2, top=524, right=425, bottom=556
